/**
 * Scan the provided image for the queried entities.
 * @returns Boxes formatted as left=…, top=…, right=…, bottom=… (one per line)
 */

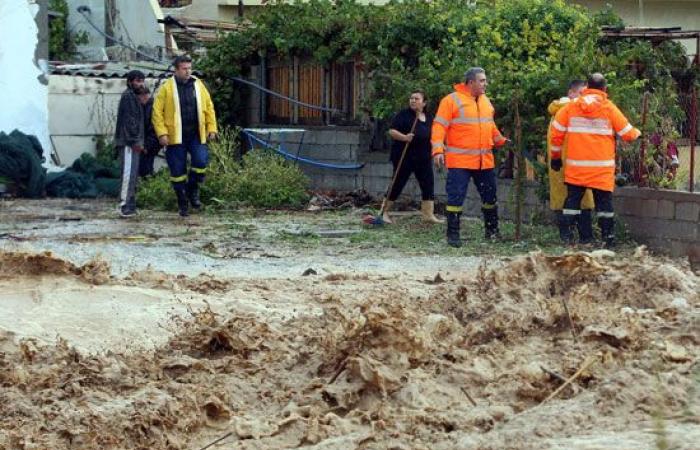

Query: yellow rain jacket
left=547, top=97, right=594, bottom=210
left=152, top=76, right=218, bottom=145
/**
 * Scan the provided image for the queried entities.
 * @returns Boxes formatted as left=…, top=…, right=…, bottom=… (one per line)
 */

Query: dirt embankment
left=0, top=250, right=698, bottom=449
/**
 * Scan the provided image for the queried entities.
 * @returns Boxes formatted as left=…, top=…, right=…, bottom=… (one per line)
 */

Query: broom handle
left=380, top=114, right=420, bottom=214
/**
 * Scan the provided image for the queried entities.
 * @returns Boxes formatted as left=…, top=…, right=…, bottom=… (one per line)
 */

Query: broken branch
left=460, top=386, right=478, bottom=407
left=540, top=356, right=596, bottom=406
left=196, top=431, right=234, bottom=450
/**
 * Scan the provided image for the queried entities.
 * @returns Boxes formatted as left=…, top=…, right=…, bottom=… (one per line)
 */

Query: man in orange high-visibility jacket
left=550, top=73, right=640, bottom=248
left=432, top=67, right=507, bottom=247
left=547, top=79, right=595, bottom=243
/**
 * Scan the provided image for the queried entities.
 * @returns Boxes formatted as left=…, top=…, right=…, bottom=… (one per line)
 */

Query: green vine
left=49, top=0, right=89, bottom=61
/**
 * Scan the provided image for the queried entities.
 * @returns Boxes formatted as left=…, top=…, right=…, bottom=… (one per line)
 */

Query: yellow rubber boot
left=421, top=200, right=445, bottom=224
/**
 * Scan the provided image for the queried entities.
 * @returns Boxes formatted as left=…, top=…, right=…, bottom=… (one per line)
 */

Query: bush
left=137, top=128, right=310, bottom=210
left=226, top=151, right=311, bottom=208
left=136, top=169, right=177, bottom=210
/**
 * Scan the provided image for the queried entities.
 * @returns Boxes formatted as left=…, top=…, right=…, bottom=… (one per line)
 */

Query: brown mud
left=0, top=249, right=698, bottom=449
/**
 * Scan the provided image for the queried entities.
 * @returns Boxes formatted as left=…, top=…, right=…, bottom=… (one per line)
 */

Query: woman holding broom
left=381, top=90, right=444, bottom=224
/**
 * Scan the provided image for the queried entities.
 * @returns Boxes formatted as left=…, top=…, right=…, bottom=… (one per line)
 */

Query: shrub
left=136, top=127, right=310, bottom=210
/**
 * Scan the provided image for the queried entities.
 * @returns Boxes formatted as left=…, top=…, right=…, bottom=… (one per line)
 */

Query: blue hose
left=242, top=130, right=365, bottom=171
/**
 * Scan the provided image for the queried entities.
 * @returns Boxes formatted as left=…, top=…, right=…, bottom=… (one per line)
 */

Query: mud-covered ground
left=0, top=200, right=698, bottom=450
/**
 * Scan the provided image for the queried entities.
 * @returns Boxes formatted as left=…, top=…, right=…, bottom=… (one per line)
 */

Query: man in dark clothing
left=136, top=87, right=160, bottom=177
left=114, top=70, right=146, bottom=217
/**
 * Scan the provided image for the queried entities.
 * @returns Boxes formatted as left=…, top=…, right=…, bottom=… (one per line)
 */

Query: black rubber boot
left=187, top=180, right=201, bottom=210
left=446, top=212, right=462, bottom=248
left=482, top=207, right=501, bottom=241
left=558, top=213, right=575, bottom=245
left=577, top=209, right=594, bottom=245
left=174, top=185, right=189, bottom=217
left=599, top=216, right=615, bottom=249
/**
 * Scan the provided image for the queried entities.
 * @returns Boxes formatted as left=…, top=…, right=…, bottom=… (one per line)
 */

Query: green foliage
left=137, top=169, right=177, bottom=210
left=137, top=127, right=310, bottom=210
left=202, top=0, right=694, bottom=189
left=220, top=150, right=311, bottom=208
left=49, top=0, right=89, bottom=61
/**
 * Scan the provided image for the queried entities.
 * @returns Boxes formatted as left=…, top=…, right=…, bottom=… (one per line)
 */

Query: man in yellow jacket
left=152, top=55, right=218, bottom=216
left=432, top=67, right=507, bottom=247
left=547, top=79, right=595, bottom=243
left=550, top=73, right=640, bottom=248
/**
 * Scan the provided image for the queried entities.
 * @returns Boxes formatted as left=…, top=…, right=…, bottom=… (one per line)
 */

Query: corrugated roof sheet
left=49, top=63, right=185, bottom=79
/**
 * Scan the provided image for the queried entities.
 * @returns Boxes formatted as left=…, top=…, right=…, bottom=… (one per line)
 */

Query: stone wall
left=614, top=187, right=700, bottom=257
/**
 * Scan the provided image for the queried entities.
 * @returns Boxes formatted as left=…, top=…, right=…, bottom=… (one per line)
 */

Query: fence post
left=637, top=91, right=650, bottom=187
left=514, top=98, right=524, bottom=241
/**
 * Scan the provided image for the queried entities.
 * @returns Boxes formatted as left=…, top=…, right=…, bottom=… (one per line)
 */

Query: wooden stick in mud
left=560, top=297, right=578, bottom=342
left=540, top=356, right=596, bottom=405
left=196, top=431, right=234, bottom=450
left=328, top=358, right=348, bottom=384
left=539, top=365, right=568, bottom=385
left=460, top=386, right=478, bottom=407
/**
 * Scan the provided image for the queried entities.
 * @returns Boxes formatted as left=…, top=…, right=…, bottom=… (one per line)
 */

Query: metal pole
left=637, top=91, right=650, bottom=187
left=690, top=86, right=697, bottom=192
left=164, top=24, right=172, bottom=58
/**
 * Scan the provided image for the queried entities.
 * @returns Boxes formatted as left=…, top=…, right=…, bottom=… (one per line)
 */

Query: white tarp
left=0, top=0, right=51, bottom=163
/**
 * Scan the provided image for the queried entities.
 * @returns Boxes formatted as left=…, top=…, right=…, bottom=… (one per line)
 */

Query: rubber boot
left=599, top=216, right=615, bottom=249
left=558, top=213, right=575, bottom=245
left=174, top=185, right=189, bottom=217
left=187, top=179, right=202, bottom=210
left=421, top=200, right=444, bottom=224
left=482, top=207, right=501, bottom=240
left=577, top=209, right=594, bottom=245
left=381, top=199, right=394, bottom=224
left=446, top=212, right=462, bottom=248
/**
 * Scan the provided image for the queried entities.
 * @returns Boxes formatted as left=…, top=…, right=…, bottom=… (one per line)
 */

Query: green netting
left=0, top=130, right=123, bottom=199
left=0, top=130, right=46, bottom=198
left=45, top=171, right=99, bottom=198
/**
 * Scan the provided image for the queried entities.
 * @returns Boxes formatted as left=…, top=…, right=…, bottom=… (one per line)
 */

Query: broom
left=362, top=114, right=420, bottom=226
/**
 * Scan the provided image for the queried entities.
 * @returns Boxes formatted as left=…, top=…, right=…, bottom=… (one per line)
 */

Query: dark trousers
left=445, top=168, right=497, bottom=212
left=138, top=148, right=158, bottom=177
left=165, top=135, right=209, bottom=192
left=563, top=183, right=615, bottom=241
left=388, top=158, right=434, bottom=201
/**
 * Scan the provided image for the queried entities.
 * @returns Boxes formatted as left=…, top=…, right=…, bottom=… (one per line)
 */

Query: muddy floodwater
left=1, top=199, right=698, bottom=449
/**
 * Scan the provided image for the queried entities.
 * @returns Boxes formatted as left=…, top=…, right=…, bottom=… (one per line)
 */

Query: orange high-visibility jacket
left=431, top=83, right=507, bottom=169
left=550, top=88, right=640, bottom=192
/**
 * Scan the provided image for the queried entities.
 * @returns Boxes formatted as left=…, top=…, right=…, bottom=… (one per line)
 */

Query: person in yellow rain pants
left=547, top=80, right=595, bottom=243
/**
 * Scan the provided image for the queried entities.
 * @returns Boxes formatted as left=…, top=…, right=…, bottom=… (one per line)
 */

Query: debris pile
left=0, top=250, right=698, bottom=449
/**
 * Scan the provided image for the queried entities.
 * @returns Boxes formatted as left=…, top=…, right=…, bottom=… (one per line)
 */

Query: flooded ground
left=0, top=199, right=698, bottom=449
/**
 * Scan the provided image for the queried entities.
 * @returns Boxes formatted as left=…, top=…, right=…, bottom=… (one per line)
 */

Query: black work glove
left=550, top=158, right=562, bottom=172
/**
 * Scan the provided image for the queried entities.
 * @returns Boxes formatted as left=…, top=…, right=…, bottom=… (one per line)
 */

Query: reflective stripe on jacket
left=431, top=83, right=506, bottom=170
left=152, top=76, right=218, bottom=145
left=550, top=88, right=640, bottom=191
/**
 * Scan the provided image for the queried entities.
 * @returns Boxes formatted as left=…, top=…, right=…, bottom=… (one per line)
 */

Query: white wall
left=573, top=0, right=700, bottom=56
left=66, top=0, right=107, bottom=60
left=113, top=0, right=171, bottom=61
left=0, top=0, right=51, bottom=162
left=66, top=0, right=173, bottom=62
left=49, top=75, right=160, bottom=166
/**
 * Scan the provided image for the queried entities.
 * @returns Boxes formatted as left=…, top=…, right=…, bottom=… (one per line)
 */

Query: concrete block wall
left=254, top=127, right=547, bottom=222
left=247, top=127, right=366, bottom=193
left=614, top=188, right=700, bottom=257
left=256, top=127, right=699, bottom=258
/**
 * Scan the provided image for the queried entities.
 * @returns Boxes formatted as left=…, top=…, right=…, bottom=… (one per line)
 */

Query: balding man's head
left=587, top=73, right=607, bottom=91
